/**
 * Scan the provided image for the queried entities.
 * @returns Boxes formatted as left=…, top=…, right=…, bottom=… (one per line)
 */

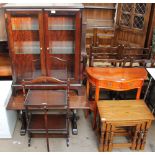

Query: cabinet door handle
left=40, top=47, right=42, bottom=50
left=47, top=47, right=49, bottom=50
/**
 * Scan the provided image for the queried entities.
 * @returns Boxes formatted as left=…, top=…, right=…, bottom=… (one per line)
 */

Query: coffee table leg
left=140, top=121, right=150, bottom=150
left=108, top=125, right=114, bottom=151
left=136, top=123, right=144, bottom=150
left=93, top=86, right=100, bottom=129
left=85, top=80, right=90, bottom=118
left=99, top=122, right=106, bottom=152
left=103, top=124, right=111, bottom=152
left=131, top=124, right=141, bottom=150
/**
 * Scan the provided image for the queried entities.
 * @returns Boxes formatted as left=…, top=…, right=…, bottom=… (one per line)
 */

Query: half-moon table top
left=86, top=67, right=147, bottom=82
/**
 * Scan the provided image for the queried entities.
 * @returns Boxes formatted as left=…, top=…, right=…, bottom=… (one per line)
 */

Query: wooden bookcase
left=4, top=4, right=83, bottom=94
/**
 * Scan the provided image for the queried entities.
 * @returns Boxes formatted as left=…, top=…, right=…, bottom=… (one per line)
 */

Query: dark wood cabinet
left=4, top=4, right=83, bottom=93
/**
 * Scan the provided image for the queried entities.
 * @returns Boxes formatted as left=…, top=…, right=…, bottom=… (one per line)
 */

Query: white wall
left=0, top=8, right=7, bottom=41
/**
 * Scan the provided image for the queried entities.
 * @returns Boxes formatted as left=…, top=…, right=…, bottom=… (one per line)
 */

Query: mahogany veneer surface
left=29, top=114, right=67, bottom=131
left=7, top=89, right=89, bottom=110
left=86, top=67, right=147, bottom=82
left=25, top=90, right=67, bottom=107
left=0, top=53, right=12, bottom=76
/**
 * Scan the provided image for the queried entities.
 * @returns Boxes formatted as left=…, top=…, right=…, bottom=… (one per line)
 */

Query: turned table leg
left=99, top=123, right=106, bottom=152
left=131, top=124, right=141, bottom=150
left=140, top=121, right=151, bottom=150
left=108, top=125, right=114, bottom=152
left=103, top=124, right=111, bottom=152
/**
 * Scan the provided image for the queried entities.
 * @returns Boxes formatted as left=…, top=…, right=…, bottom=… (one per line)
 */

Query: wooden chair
left=92, top=28, right=116, bottom=47
left=122, top=46, right=152, bottom=67
left=22, top=57, right=70, bottom=152
left=89, top=45, right=123, bottom=67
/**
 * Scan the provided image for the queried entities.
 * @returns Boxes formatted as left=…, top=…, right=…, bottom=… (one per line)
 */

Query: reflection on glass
left=48, top=17, right=75, bottom=30
left=48, top=25, right=75, bottom=30
left=14, top=41, right=40, bottom=54
left=49, top=41, right=75, bottom=54
left=11, top=17, right=39, bottom=30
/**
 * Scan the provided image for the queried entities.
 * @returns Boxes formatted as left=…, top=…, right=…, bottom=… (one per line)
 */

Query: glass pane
left=122, top=4, right=132, bottom=12
left=14, top=41, right=40, bottom=54
left=135, top=3, right=146, bottom=14
left=49, top=41, right=75, bottom=54
left=48, top=16, right=75, bottom=30
left=11, top=15, right=42, bottom=82
left=120, top=13, right=131, bottom=27
left=133, top=16, right=144, bottom=29
left=48, top=56, right=67, bottom=80
left=11, top=17, right=39, bottom=30
left=47, top=15, right=75, bottom=79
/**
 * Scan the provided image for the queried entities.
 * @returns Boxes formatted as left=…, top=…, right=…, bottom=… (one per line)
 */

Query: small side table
left=97, top=100, right=154, bottom=152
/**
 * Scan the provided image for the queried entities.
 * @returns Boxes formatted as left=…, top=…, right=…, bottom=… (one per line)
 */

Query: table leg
left=103, top=124, right=111, bottom=152
left=131, top=124, right=141, bottom=150
left=85, top=80, right=90, bottom=118
left=86, top=79, right=90, bottom=99
left=92, top=86, right=100, bottom=129
left=99, top=122, right=106, bottom=152
left=20, top=110, right=27, bottom=136
left=108, top=125, right=114, bottom=151
left=140, top=121, right=151, bottom=150
left=136, top=123, right=144, bottom=150
left=71, top=110, right=78, bottom=135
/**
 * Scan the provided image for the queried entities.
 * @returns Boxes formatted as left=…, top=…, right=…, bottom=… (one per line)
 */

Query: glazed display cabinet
left=5, top=4, right=83, bottom=93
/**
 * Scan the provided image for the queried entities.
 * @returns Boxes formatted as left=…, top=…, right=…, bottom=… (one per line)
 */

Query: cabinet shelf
left=49, top=47, right=74, bottom=54
left=48, top=25, right=75, bottom=31
left=14, top=41, right=40, bottom=54
left=11, top=17, right=39, bottom=31
left=49, top=41, right=75, bottom=54
left=12, top=27, right=39, bottom=31
left=29, top=114, right=67, bottom=131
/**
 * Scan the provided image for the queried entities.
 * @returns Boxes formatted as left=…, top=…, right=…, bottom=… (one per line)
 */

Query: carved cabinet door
left=116, top=3, right=152, bottom=47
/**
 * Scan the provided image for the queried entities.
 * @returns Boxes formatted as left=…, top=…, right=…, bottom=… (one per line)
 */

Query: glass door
left=7, top=11, right=45, bottom=82
left=44, top=10, right=81, bottom=81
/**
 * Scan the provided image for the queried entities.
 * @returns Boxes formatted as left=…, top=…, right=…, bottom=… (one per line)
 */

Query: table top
left=146, top=68, right=155, bottom=80
left=25, top=90, right=67, bottom=107
left=86, top=67, right=147, bottom=82
left=97, top=100, right=154, bottom=122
